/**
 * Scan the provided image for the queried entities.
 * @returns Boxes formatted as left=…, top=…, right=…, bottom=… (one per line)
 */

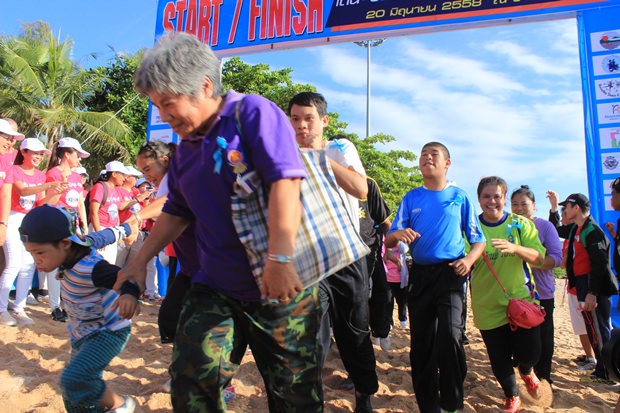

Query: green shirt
left=471, top=212, right=546, bottom=330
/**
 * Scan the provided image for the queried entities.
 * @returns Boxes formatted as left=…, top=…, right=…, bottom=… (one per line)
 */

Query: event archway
left=147, top=0, right=620, bottom=225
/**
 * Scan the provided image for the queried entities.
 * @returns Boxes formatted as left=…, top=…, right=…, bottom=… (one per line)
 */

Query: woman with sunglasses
left=472, top=176, right=546, bottom=413
left=0, top=138, right=65, bottom=326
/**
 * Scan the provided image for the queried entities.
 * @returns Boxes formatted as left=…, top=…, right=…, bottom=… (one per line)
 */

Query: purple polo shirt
left=532, top=217, right=563, bottom=300
left=162, top=90, right=306, bottom=301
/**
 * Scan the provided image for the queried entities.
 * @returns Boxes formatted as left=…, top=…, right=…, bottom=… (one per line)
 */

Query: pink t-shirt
left=8, top=166, right=45, bottom=213
left=117, top=186, right=142, bottom=223
left=0, top=155, right=13, bottom=186
left=384, top=247, right=402, bottom=284
left=89, top=182, right=123, bottom=228
left=46, top=167, right=84, bottom=210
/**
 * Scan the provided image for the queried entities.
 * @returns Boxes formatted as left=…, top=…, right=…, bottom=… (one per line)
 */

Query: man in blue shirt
left=386, top=142, right=485, bottom=413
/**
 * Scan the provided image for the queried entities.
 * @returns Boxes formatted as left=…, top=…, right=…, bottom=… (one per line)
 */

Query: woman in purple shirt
left=511, top=185, right=563, bottom=384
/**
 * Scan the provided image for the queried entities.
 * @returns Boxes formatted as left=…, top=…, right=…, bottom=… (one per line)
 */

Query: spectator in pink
left=0, top=119, right=24, bottom=246
left=88, top=161, right=129, bottom=264
left=0, top=138, right=63, bottom=326
left=41, top=137, right=90, bottom=322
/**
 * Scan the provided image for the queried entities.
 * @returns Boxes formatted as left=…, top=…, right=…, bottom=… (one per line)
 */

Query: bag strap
left=482, top=252, right=508, bottom=295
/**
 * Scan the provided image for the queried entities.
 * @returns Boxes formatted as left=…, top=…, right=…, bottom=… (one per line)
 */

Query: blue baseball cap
left=19, top=205, right=91, bottom=246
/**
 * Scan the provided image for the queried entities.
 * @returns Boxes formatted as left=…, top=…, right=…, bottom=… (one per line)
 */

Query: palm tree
left=0, top=21, right=130, bottom=163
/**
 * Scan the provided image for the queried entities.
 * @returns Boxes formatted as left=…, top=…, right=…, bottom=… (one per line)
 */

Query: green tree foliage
left=222, top=56, right=316, bottom=111
left=341, top=133, right=420, bottom=212
left=84, top=52, right=149, bottom=171
left=0, top=21, right=130, bottom=173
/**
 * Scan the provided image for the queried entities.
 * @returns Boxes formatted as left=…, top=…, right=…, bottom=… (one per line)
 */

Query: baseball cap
left=20, top=138, right=51, bottom=155
left=105, top=161, right=130, bottom=174
left=135, top=177, right=149, bottom=187
left=0, top=119, right=25, bottom=140
left=58, top=137, right=90, bottom=158
left=19, top=205, right=91, bottom=246
left=559, top=193, right=591, bottom=210
left=124, top=165, right=142, bottom=177
left=74, top=166, right=88, bottom=176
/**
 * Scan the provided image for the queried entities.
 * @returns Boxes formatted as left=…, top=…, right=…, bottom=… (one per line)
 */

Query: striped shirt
left=60, top=249, right=131, bottom=341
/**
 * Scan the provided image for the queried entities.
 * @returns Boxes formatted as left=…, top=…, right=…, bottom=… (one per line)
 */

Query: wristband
left=267, top=253, right=293, bottom=264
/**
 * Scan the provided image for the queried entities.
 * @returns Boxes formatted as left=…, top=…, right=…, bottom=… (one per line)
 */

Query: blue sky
left=1, top=0, right=588, bottom=213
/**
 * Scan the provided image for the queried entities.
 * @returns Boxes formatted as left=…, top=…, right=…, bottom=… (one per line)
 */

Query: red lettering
left=228, top=0, right=244, bottom=44
left=198, top=0, right=212, bottom=43
left=284, top=0, right=291, bottom=37
left=248, top=0, right=260, bottom=41
left=176, top=0, right=187, bottom=31
left=260, top=0, right=268, bottom=39
left=163, top=2, right=176, bottom=32
left=185, top=0, right=198, bottom=35
left=292, top=0, right=306, bottom=35
left=267, top=0, right=284, bottom=38
left=211, top=0, right=222, bottom=46
left=307, top=0, right=323, bottom=33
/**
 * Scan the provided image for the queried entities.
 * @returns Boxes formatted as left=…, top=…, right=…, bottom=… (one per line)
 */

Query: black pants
left=158, top=272, right=191, bottom=344
left=318, top=258, right=378, bottom=395
left=534, top=298, right=554, bottom=382
left=480, top=324, right=541, bottom=398
left=574, top=275, right=613, bottom=379
left=388, top=282, right=407, bottom=323
left=408, top=261, right=467, bottom=413
left=368, top=247, right=392, bottom=338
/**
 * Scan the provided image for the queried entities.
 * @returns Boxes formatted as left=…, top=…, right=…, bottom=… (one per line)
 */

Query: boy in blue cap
left=20, top=204, right=140, bottom=413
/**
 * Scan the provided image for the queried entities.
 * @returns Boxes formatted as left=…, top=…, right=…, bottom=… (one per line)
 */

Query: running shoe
left=51, top=307, right=68, bottom=322
left=573, top=354, right=589, bottom=364
left=380, top=336, right=391, bottom=351
left=111, top=396, right=136, bottom=413
left=26, top=293, right=38, bottom=305
left=520, top=372, right=541, bottom=399
left=223, top=385, right=235, bottom=403
left=502, top=396, right=521, bottom=413
left=579, top=374, right=618, bottom=385
left=577, top=359, right=597, bottom=371
left=0, top=311, right=17, bottom=326
left=12, top=311, right=34, bottom=326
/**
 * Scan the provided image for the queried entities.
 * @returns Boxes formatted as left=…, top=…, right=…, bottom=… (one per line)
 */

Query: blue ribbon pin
left=449, top=194, right=464, bottom=207
left=330, top=138, right=346, bottom=153
left=506, top=220, right=522, bottom=236
left=213, top=137, right=228, bottom=174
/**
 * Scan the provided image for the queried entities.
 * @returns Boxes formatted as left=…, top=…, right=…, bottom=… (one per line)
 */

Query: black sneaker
left=354, top=391, right=372, bottom=413
left=51, top=307, right=67, bottom=322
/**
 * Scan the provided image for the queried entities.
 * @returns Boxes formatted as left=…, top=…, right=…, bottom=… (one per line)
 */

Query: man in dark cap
left=561, top=193, right=619, bottom=383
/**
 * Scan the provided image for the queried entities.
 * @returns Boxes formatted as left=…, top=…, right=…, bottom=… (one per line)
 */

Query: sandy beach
left=1, top=279, right=619, bottom=412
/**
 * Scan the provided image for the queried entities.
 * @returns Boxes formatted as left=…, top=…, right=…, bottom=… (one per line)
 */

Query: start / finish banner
left=147, top=0, right=619, bottom=143
left=154, top=0, right=615, bottom=56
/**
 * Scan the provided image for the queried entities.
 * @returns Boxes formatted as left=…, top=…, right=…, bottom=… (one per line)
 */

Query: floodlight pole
left=354, top=39, right=385, bottom=139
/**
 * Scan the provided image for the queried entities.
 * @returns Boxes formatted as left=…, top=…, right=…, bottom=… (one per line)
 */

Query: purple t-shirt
left=163, top=91, right=306, bottom=301
left=532, top=217, right=563, bottom=300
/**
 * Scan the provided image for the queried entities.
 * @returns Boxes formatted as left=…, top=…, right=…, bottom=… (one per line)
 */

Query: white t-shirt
left=325, top=138, right=366, bottom=232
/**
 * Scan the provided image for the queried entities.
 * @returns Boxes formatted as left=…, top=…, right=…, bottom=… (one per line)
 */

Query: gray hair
left=134, top=32, right=223, bottom=98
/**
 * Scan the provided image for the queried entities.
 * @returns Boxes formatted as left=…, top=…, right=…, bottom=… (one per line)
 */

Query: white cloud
left=483, top=40, right=573, bottom=75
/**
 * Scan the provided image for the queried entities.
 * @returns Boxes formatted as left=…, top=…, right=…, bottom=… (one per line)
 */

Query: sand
left=1, top=279, right=619, bottom=412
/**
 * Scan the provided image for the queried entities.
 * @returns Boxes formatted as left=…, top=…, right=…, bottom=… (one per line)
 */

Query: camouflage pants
left=170, top=283, right=323, bottom=413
